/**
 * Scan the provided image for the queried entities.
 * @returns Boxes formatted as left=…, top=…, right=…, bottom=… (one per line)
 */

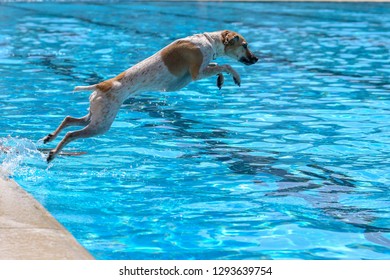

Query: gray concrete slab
left=0, top=177, right=93, bottom=260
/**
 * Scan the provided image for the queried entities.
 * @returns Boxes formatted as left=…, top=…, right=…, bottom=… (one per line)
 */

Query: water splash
left=0, top=136, right=46, bottom=180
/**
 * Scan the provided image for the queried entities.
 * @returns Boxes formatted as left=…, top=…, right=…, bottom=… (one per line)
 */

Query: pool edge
left=0, top=177, right=94, bottom=260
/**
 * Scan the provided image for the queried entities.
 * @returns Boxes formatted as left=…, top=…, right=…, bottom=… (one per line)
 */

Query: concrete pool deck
left=0, top=177, right=93, bottom=260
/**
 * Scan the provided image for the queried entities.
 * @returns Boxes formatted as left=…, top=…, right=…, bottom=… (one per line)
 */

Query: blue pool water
left=1, top=2, right=390, bottom=260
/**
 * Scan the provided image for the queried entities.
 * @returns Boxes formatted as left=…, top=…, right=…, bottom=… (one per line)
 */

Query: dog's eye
left=242, top=43, right=248, bottom=49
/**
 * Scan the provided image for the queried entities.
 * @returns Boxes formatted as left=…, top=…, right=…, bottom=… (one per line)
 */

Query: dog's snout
left=239, top=54, right=258, bottom=65
left=247, top=54, right=259, bottom=65
left=247, top=50, right=259, bottom=64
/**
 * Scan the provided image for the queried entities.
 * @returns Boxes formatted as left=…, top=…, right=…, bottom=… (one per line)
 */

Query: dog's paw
left=46, top=151, right=55, bottom=163
left=225, top=65, right=241, bottom=87
left=233, top=75, right=241, bottom=87
left=42, top=134, right=53, bottom=144
left=217, top=73, right=224, bottom=90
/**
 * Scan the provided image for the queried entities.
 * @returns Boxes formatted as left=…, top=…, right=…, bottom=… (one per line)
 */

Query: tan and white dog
left=43, top=30, right=258, bottom=162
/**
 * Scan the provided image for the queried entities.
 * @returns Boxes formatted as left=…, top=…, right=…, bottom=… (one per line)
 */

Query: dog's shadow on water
left=121, top=94, right=390, bottom=250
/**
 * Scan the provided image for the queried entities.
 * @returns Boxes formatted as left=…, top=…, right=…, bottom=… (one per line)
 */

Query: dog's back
left=75, top=33, right=214, bottom=97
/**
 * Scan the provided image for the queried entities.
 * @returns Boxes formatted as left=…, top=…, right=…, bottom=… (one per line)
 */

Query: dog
left=43, top=30, right=258, bottom=162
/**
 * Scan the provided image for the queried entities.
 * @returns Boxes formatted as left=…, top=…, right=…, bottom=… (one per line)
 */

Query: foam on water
left=0, top=136, right=47, bottom=180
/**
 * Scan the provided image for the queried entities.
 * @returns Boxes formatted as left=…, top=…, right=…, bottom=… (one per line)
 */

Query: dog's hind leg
left=42, top=114, right=91, bottom=144
left=46, top=89, right=122, bottom=162
left=46, top=104, right=121, bottom=162
left=46, top=124, right=97, bottom=163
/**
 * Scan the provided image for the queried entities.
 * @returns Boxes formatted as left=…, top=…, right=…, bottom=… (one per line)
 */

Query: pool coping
left=0, top=177, right=94, bottom=260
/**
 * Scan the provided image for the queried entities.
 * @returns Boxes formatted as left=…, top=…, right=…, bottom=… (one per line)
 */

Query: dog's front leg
left=208, top=63, right=224, bottom=89
left=217, top=73, right=224, bottom=90
left=195, top=64, right=241, bottom=87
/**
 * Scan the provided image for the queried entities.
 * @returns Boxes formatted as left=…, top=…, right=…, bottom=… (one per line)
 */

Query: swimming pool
left=1, top=1, right=389, bottom=260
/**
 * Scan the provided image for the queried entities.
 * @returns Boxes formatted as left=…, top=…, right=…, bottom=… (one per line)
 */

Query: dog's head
left=221, top=30, right=258, bottom=65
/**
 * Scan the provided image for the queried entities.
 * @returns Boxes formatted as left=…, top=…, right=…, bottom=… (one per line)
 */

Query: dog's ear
left=222, top=30, right=239, bottom=46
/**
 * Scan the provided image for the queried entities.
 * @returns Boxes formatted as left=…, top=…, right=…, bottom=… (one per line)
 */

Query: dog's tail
left=73, top=84, right=97, bottom=92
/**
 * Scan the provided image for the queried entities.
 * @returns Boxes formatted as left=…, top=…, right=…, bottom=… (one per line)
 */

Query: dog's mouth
left=239, top=56, right=259, bottom=65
